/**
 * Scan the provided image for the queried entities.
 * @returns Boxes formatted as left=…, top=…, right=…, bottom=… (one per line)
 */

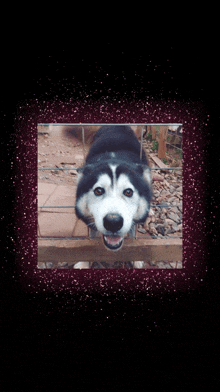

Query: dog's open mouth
left=103, top=235, right=124, bottom=250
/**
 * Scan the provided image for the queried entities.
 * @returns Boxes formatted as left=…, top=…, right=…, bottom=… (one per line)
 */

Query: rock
left=157, top=193, right=170, bottom=203
left=157, top=261, right=172, bottom=269
left=155, top=224, right=166, bottom=236
left=177, top=212, right=182, bottom=220
left=168, top=196, right=178, bottom=203
left=151, top=215, right=156, bottom=223
left=177, top=223, right=182, bottom=231
left=46, top=262, right=53, bottom=268
left=172, top=224, right=179, bottom=232
left=167, top=212, right=180, bottom=223
left=38, top=262, right=46, bottom=269
left=67, top=264, right=75, bottom=268
left=133, top=261, right=145, bottom=268
left=153, top=190, right=160, bottom=198
left=176, top=192, right=182, bottom=199
left=177, top=202, right=183, bottom=212
left=167, top=223, right=179, bottom=233
left=169, top=185, right=176, bottom=193
left=144, top=217, right=151, bottom=229
left=39, top=175, right=49, bottom=180
left=164, top=218, right=176, bottom=226
left=163, top=179, right=170, bottom=188
left=74, top=262, right=90, bottom=269
left=38, top=159, right=47, bottom=164
left=57, top=262, right=68, bottom=268
left=148, top=223, right=158, bottom=235
left=149, top=209, right=155, bottom=216
left=168, top=206, right=179, bottom=213
left=137, top=227, right=146, bottom=234
left=148, top=163, right=182, bottom=241
left=161, top=189, right=169, bottom=195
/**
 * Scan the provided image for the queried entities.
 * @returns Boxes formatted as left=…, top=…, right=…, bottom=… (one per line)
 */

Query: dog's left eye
left=123, top=188, right=133, bottom=197
left=94, top=187, right=105, bottom=196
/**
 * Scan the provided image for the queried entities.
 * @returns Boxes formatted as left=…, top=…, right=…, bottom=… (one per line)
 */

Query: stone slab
left=38, top=182, right=88, bottom=237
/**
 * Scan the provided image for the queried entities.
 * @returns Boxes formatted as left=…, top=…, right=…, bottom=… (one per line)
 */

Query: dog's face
left=75, top=163, right=151, bottom=251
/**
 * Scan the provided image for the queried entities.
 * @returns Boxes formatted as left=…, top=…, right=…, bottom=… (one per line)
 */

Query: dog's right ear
left=76, top=165, right=93, bottom=183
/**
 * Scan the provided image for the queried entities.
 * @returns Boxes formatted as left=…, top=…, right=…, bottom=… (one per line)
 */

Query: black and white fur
left=75, top=125, right=152, bottom=256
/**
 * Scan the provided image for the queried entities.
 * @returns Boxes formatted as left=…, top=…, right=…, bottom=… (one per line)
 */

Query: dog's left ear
left=143, top=166, right=152, bottom=185
left=136, top=164, right=152, bottom=185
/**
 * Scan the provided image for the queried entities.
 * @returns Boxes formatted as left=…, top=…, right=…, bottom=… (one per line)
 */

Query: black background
left=1, top=36, right=220, bottom=391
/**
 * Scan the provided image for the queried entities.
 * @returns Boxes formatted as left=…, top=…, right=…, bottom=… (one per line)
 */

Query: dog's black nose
left=103, top=214, right=123, bottom=233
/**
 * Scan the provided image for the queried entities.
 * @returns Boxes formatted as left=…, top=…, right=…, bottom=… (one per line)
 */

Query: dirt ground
left=38, top=124, right=90, bottom=186
left=38, top=124, right=182, bottom=184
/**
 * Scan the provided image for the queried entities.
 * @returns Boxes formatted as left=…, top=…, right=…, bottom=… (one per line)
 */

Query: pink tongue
left=106, top=236, right=121, bottom=245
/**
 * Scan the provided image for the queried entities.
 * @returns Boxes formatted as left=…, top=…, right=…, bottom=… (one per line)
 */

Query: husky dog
left=75, top=125, right=152, bottom=251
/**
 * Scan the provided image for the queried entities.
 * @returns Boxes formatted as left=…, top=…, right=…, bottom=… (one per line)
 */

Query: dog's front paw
left=128, top=225, right=136, bottom=239
left=89, top=227, right=100, bottom=239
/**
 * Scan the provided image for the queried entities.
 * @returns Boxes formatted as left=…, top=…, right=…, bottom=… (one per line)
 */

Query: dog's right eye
left=94, top=187, right=105, bottom=196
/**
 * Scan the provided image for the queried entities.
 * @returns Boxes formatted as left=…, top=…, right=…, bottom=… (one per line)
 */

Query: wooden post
left=146, top=125, right=151, bottom=138
left=158, top=126, right=168, bottom=160
left=152, top=126, right=157, bottom=140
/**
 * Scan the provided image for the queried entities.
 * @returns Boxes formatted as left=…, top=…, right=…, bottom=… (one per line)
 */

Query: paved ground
left=37, top=181, right=182, bottom=269
left=38, top=182, right=152, bottom=239
left=38, top=182, right=88, bottom=238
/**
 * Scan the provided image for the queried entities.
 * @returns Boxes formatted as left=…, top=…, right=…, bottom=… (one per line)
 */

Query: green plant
left=177, top=150, right=183, bottom=159
left=162, top=158, right=167, bottom=165
left=151, top=141, right=159, bottom=151
left=146, top=134, right=152, bottom=142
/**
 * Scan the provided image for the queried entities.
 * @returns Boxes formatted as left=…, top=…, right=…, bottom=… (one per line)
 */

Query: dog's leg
left=89, top=227, right=100, bottom=238
left=128, top=224, right=136, bottom=239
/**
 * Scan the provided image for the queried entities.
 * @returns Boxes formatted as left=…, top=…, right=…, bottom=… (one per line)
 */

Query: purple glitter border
left=13, top=97, right=211, bottom=295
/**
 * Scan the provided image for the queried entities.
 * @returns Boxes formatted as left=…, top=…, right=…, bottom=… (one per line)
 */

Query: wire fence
left=38, top=126, right=182, bottom=219
left=38, top=166, right=182, bottom=209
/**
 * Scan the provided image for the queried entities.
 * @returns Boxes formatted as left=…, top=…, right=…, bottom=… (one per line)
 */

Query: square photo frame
left=37, top=123, right=183, bottom=270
